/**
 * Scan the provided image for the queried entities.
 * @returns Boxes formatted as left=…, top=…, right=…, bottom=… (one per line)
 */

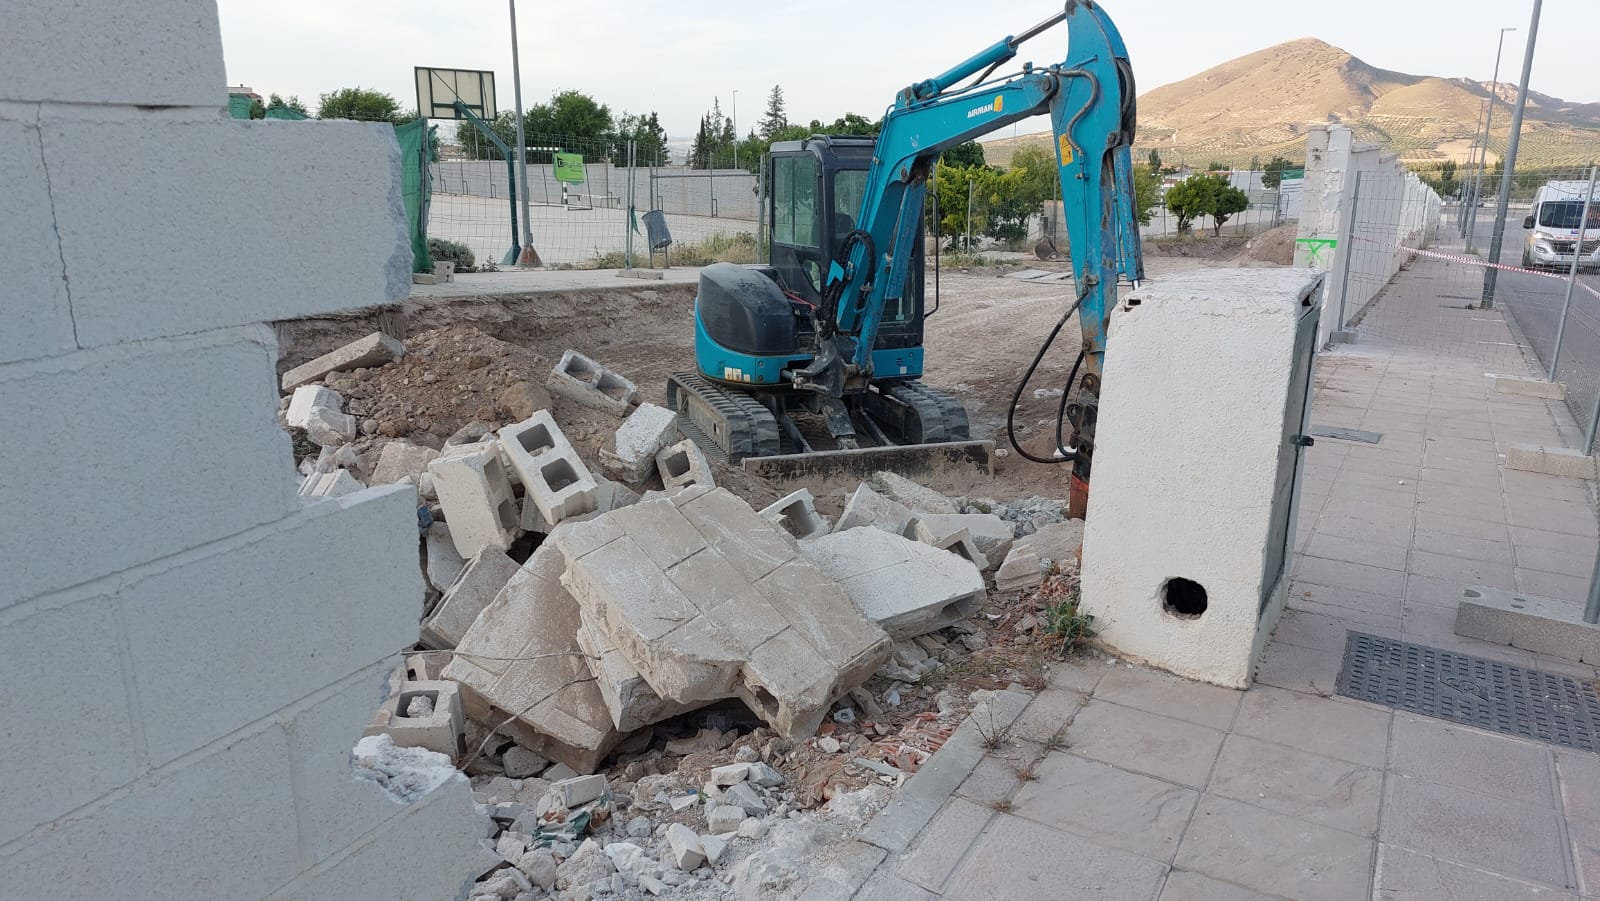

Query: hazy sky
left=217, top=0, right=1594, bottom=140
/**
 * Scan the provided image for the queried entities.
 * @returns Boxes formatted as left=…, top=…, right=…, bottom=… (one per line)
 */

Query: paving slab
left=1379, top=775, right=1567, bottom=886
left=1233, top=685, right=1391, bottom=768
left=1207, top=734, right=1382, bottom=835
left=1063, top=700, right=1224, bottom=788
left=1374, top=845, right=1578, bottom=901
left=1175, top=795, right=1373, bottom=901
left=894, top=798, right=993, bottom=892
left=1388, top=714, right=1556, bottom=806
left=1010, top=752, right=1197, bottom=861
left=1093, top=664, right=1243, bottom=731
left=799, top=528, right=985, bottom=639
left=942, top=814, right=1168, bottom=901
left=1158, top=871, right=1289, bottom=901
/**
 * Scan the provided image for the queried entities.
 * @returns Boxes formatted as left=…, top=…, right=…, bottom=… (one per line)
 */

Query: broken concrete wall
left=0, top=3, right=476, bottom=897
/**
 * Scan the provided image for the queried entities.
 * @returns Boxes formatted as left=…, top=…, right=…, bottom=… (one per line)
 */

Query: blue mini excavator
left=666, top=0, right=1143, bottom=501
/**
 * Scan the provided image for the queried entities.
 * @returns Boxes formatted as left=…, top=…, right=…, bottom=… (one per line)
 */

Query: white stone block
left=3, top=0, right=224, bottom=107
left=303, top=405, right=357, bottom=446
left=667, top=823, right=705, bottom=870
left=429, top=441, right=520, bottom=557
left=800, top=529, right=986, bottom=639
left=298, top=469, right=364, bottom=498
left=286, top=385, right=343, bottom=429
left=870, top=471, right=959, bottom=514
left=656, top=438, right=716, bottom=491
left=547, top=349, right=638, bottom=414
left=1080, top=269, right=1323, bottom=689
left=1, top=328, right=296, bottom=610
left=1455, top=585, right=1600, bottom=663
left=832, top=483, right=915, bottom=535
left=0, top=114, right=77, bottom=365
left=600, top=402, right=680, bottom=482
left=550, top=774, right=608, bottom=807
left=421, top=549, right=520, bottom=650
left=760, top=488, right=831, bottom=539
left=370, top=440, right=441, bottom=486
left=281, top=332, right=406, bottom=392
left=41, top=116, right=412, bottom=348
left=500, top=411, right=600, bottom=525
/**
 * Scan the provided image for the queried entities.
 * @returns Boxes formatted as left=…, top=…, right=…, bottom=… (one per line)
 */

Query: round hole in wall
left=1162, top=577, right=1209, bottom=619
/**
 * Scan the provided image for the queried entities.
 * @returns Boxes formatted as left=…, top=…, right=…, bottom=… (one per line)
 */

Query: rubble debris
left=429, top=441, right=520, bottom=557
left=281, top=331, right=405, bottom=392
left=547, top=349, right=639, bottom=415
left=498, top=380, right=552, bottom=422
left=516, top=849, right=558, bottom=890
left=351, top=733, right=458, bottom=802
left=910, top=520, right=988, bottom=571
left=424, top=523, right=467, bottom=592
left=302, top=405, right=357, bottom=446
left=297, top=468, right=363, bottom=498
left=701, top=833, right=729, bottom=866
left=800, top=529, right=986, bottom=639
left=369, top=439, right=441, bottom=487
left=555, top=487, right=893, bottom=740
left=549, top=773, right=608, bottom=807
left=706, top=804, right=746, bottom=834
left=870, top=471, right=960, bottom=515
left=285, top=384, right=343, bottom=430
left=501, top=746, right=550, bottom=779
left=364, top=681, right=466, bottom=759
left=655, top=438, right=715, bottom=491
left=914, top=512, right=1015, bottom=566
left=832, top=483, right=916, bottom=536
left=667, top=823, right=705, bottom=870
left=996, top=519, right=1084, bottom=592
left=500, top=411, right=599, bottom=526
left=600, top=402, right=680, bottom=483
left=421, top=549, right=519, bottom=650
left=442, top=544, right=621, bottom=773
left=574, top=618, right=700, bottom=731
left=759, top=488, right=831, bottom=540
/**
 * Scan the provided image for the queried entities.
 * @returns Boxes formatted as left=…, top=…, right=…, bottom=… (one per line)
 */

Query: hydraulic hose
left=1006, top=280, right=1091, bottom=464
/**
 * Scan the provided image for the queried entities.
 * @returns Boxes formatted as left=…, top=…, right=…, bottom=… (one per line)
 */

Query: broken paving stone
left=994, top=519, right=1083, bottom=591
left=303, top=406, right=357, bottom=446
left=600, top=402, right=680, bottom=483
left=870, top=471, right=960, bottom=515
left=710, top=763, right=750, bottom=786
left=705, top=805, right=746, bottom=834
left=424, top=523, right=467, bottom=592
left=722, top=782, right=767, bottom=816
left=800, top=528, right=986, bottom=640
left=281, top=331, right=405, bottom=392
left=420, top=549, right=519, bottom=650
left=502, top=746, right=550, bottom=779
left=832, top=483, right=916, bottom=536
left=667, top=823, right=706, bottom=870
left=286, top=385, right=344, bottom=430
left=912, top=512, right=1015, bottom=565
left=746, top=762, right=784, bottom=788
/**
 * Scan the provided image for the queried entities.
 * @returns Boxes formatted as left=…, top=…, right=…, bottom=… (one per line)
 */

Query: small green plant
left=427, top=237, right=475, bottom=273
left=1045, top=598, right=1097, bottom=657
left=974, top=708, right=1011, bottom=751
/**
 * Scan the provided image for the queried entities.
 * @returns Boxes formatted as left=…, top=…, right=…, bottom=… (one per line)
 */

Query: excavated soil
left=1243, top=223, right=1299, bottom=265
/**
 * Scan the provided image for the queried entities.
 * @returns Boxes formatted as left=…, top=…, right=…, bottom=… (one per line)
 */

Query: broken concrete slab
left=574, top=616, right=701, bottom=732
left=499, top=411, right=599, bottom=527
left=913, top=512, right=1015, bottom=565
left=833, top=483, right=916, bottom=536
left=760, top=489, right=831, bottom=540
left=554, top=487, right=892, bottom=740
left=297, top=469, right=364, bottom=499
left=800, top=529, right=986, bottom=639
left=547, top=349, right=639, bottom=415
left=286, top=385, right=343, bottom=430
left=501, top=746, right=550, bottom=779
left=1455, top=585, right=1600, bottom=663
left=441, top=544, right=622, bottom=773
left=424, top=523, right=467, bottom=592
left=656, top=439, right=715, bottom=491
left=429, top=441, right=521, bottom=558
left=667, top=823, right=705, bottom=870
left=281, top=331, right=404, bottom=392
left=600, top=403, right=680, bottom=483
left=995, top=520, right=1083, bottom=592
left=303, top=406, right=356, bottom=447
left=870, top=471, right=960, bottom=515
left=369, top=440, right=441, bottom=486
left=910, top=522, right=987, bottom=571
left=363, top=679, right=465, bottom=759
left=421, top=548, right=520, bottom=650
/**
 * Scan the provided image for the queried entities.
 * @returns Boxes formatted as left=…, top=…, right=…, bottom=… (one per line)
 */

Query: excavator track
left=665, top=371, right=781, bottom=463
left=865, top=380, right=972, bottom=444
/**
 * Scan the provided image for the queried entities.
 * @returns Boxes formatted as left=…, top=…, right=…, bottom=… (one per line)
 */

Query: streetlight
left=731, top=89, right=740, bottom=170
left=1481, top=1, right=1541, bottom=308
left=1465, top=25, right=1517, bottom=254
left=509, top=0, right=540, bottom=266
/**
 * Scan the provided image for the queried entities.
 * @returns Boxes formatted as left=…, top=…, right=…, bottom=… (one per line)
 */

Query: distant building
left=226, top=84, right=260, bottom=120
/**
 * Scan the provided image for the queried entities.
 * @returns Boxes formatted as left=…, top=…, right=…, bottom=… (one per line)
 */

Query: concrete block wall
left=0, top=3, right=478, bottom=898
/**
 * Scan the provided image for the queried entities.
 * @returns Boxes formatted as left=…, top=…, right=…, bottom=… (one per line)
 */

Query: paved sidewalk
left=843, top=259, right=1600, bottom=901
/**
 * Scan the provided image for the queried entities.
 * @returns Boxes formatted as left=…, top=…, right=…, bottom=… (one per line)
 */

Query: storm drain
left=1336, top=631, right=1600, bottom=752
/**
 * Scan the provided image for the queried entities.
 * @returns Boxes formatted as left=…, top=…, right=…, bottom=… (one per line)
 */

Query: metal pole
left=509, top=0, right=540, bottom=266
left=1467, top=28, right=1516, bottom=252
left=625, top=139, right=636, bottom=270
left=966, top=178, right=974, bottom=251
left=1548, top=166, right=1597, bottom=381
left=1583, top=547, right=1600, bottom=624
left=1335, top=171, right=1362, bottom=331
left=731, top=89, right=739, bottom=171
left=1460, top=99, right=1487, bottom=236
left=1481, top=8, right=1539, bottom=308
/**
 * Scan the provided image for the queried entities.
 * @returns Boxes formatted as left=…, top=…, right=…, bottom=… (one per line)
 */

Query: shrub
left=427, top=238, right=475, bottom=273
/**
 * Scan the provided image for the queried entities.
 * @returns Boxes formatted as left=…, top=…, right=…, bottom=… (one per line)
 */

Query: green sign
left=554, top=152, right=585, bottom=185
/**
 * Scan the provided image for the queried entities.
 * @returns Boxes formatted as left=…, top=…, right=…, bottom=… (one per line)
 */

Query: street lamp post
left=509, top=0, right=540, bottom=266
left=1465, top=25, right=1517, bottom=254
left=731, top=89, right=740, bottom=170
left=1480, top=1, right=1541, bottom=308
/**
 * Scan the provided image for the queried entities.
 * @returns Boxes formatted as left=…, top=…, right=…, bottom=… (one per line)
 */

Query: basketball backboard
left=415, top=67, right=496, bottom=120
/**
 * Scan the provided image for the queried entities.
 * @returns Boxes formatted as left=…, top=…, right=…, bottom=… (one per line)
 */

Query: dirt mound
left=324, top=325, right=550, bottom=443
left=1144, top=235, right=1249, bottom=260
left=1242, top=224, right=1298, bottom=265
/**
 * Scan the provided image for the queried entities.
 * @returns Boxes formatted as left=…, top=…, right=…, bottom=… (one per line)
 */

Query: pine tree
left=690, top=114, right=713, bottom=169
left=759, top=85, right=788, bottom=139
left=1148, top=148, right=1162, bottom=173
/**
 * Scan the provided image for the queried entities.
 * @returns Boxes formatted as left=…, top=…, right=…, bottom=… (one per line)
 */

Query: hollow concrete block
left=429, top=441, right=521, bottom=558
left=1455, top=585, right=1600, bottom=663
left=499, top=411, right=599, bottom=526
left=800, top=529, right=986, bottom=639
left=547, top=349, right=638, bottom=415
left=364, top=680, right=466, bottom=760
left=760, top=488, right=831, bottom=540
left=656, top=438, right=716, bottom=491
left=914, top=512, right=1015, bottom=565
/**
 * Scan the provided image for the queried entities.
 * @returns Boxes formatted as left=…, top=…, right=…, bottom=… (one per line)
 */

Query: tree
left=248, top=98, right=266, bottom=119
left=1249, top=154, right=1261, bottom=172
left=454, top=112, right=518, bottom=161
left=612, top=111, right=669, bottom=165
left=758, top=85, right=788, bottom=139
left=1208, top=179, right=1249, bottom=235
left=526, top=89, right=613, bottom=150
left=690, top=114, right=714, bottom=169
left=1206, top=160, right=1227, bottom=172
left=317, top=87, right=403, bottom=122
left=942, top=141, right=986, bottom=168
left=267, top=93, right=308, bottom=116
left=1132, top=166, right=1160, bottom=225
left=1148, top=148, right=1162, bottom=173
left=1261, top=155, right=1295, bottom=189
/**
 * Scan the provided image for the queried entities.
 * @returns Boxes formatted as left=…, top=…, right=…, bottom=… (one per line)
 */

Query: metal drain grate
left=1337, top=632, right=1600, bottom=752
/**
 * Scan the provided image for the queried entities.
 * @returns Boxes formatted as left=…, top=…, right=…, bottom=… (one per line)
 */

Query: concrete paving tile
left=1339, top=453, right=1422, bottom=480
left=1312, top=511, right=1414, bottom=546
left=1398, top=602, right=1538, bottom=666
left=1418, top=465, right=1498, bottom=487
left=1290, top=579, right=1406, bottom=616
left=1295, top=558, right=1408, bottom=598
left=1557, top=749, right=1600, bottom=825
left=1255, top=640, right=1345, bottom=696
left=1289, top=597, right=1402, bottom=633
left=1327, top=476, right=1417, bottom=509
left=1513, top=525, right=1600, bottom=555
left=1503, top=471, right=1595, bottom=504
left=1516, top=543, right=1596, bottom=578
left=1175, top=795, right=1373, bottom=901
left=1064, top=700, right=1224, bottom=788
left=895, top=797, right=994, bottom=892
left=1518, top=567, right=1591, bottom=603
left=1405, top=572, right=1480, bottom=608
left=1271, top=608, right=1357, bottom=652
left=1304, top=533, right=1409, bottom=572
left=1507, top=496, right=1598, bottom=537
left=1389, top=714, right=1556, bottom=806
left=1234, top=685, right=1391, bottom=768
left=1046, top=658, right=1106, bottom=694
left=1093, top=665, right=1243, bottom=730
left=1011, top=753, right=1198, bottom=861
left=1407, top=548, right=1517, bottom=590
left=954, top=753, right=1023, bottom=806
left=1009, top=686, right=1086, bottom=744
left=1414, top=510, right=1511, bottom=543
left=1374, top=845, right=1579, bottom=901
left=1411, top=527, right=1515, bottom=564
left=943, top=814, right=1168, bottom=901
left=1380, top=775, right=1568, bottom=886
left=1415, top=494, right=1508, bottom=525
left=856, top=868, right=940, bottom=901
left=1158, top=871, right=1291, bottom=901
left=1572, top=817, right=1600, bottom=898
left=1208, top=734, right=1381, bottom=835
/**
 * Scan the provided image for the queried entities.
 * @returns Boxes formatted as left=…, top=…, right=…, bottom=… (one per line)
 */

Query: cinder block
left=3, top=0, right=224, bottom=107
left=992, top=521, right=1083, bottom=591
left=41, top=116, right=413, bottom=348
left=298, top=469, right=364, bottom=498
left=286, top=385, right=344, bottom=429
left=1455, top=585, right=1600, bottom=663
left=420, top=549, right=519, bottom=650
left=1, top=328, right=297, bottom=610
left=441, top=544, right=622, bottom=773
left=281, top=332, right=406, bottom=392
left=499, top=411, right=599, bottom=525
left=429, top=441, right=520, bottom=558
left=1485, top=372, right=1566, bottom=399
left=801, top=529, right=986, bottom=639
left=919, top=512, right=1015, bottom=563
left=600, top=402, right=680, bottom=483
left=1505, top=444, right=1599, bottom=480
left=549, top=774, right=608, bottom=807
left=0, top=115, right=76, bottom=365
left=547, top=349, right=639, bottom=415
left=656, top=438, right=716, bottom=491
left=833, top=483, right=916, bottom=536
left=0, top=598, right=139, bottom=846
left=910, top=521, right=988, bottom=571
left=364, top=680, right=466, bottom=759
left=117, top=484, right=425, bottom=765
left=575, top=617, right=701, bottom=731
left=433, top=261, right=456, bottom=282
left=760, top=488, right=831, bottom=539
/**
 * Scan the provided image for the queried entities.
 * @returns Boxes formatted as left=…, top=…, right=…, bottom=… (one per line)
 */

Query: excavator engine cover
left=695, top=263, right=797, bottom=359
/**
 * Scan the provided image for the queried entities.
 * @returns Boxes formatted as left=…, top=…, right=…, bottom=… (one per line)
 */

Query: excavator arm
left=793, top=0, right=1142, bottom=494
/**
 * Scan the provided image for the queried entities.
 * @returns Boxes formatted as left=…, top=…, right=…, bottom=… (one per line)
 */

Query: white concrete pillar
left=1080, top=269, right=1326, bottom=688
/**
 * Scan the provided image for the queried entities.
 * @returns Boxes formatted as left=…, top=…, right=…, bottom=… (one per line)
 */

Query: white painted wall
left=0, top=2, right=478, bottom=898
left=1080, top=269, right=1325, bottom=688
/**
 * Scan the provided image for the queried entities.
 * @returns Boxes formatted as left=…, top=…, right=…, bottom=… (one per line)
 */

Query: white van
left=1522, top=181, right=1600, bottom=271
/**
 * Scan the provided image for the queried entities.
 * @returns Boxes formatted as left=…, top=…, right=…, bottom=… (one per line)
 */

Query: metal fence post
left=1547, top=165, right=1597, bottom=382
left=966, top=179, right=974, bottom=251
left=625, top=140, right=636, bottom=270
left=1334, top=171, right=1363, bottom=331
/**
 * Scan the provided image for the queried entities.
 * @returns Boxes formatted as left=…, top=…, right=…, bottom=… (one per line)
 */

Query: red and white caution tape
left=1348, top=234, right=1600, bottom=302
